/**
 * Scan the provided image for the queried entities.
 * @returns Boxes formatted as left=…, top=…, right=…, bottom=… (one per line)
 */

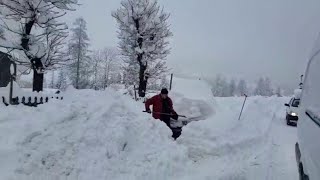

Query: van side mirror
left=284, top=103, right=289, bottom=107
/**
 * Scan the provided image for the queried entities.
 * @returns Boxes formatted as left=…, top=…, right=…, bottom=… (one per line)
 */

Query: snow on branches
left=112, top=0, right=172, bottom=96
left=0, top=0, right=78, bottom=68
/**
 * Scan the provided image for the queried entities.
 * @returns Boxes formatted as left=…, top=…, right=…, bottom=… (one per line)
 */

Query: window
left=288, top=98, right=293, bottom=106
left=292, top=99, right=300, bottom=107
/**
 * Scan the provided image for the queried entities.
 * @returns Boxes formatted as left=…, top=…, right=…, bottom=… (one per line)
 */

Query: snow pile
left=0, top=88, right=192, bottom=180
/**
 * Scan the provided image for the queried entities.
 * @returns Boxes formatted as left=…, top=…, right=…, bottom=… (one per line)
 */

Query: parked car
left=295, top=36, right=320, bottom=180
left=285, top=97, right=300, bottom=126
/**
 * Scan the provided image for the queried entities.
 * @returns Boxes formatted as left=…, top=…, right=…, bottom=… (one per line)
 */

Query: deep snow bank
left=0, top=88, right=191, bottom=180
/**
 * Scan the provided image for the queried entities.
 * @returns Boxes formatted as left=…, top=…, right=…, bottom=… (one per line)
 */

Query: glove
left=171, top=113, right=178, bottom=120
left=146, top=109, right=151, bottom=114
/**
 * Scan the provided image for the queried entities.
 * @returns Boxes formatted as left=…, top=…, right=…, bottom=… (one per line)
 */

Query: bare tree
left=101, top=48, right=119, bottom=89
left=0, top=0, right=78, bottom=92
left=56, top=69, right=67, bottom=91
left=0, top=27, right=4, bottom=40
left=113, top=0, right=172, bottom=97
left=43, top=29, right=70, bottom=70
left=50, top=70, right=55, bottom=89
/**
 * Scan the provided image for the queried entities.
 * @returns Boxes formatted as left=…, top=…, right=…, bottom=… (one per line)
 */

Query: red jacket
left=145, top=94, right=176, bottom=119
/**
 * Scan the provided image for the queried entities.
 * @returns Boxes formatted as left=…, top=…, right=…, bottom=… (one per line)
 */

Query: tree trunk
left=76, top=51, right=80, bottom=89
left=33, top=68, right=44, bottom=92
left=76, top=27, right=82, bottom=89
left=138, top=64, right=147, bottom=97
left=50, top=71, right=55, bottom=88
left=32, top=58, right=44, bottom=92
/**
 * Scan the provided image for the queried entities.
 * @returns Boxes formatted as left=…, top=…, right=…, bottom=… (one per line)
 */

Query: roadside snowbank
left=0, top=88, right=191, bottom=180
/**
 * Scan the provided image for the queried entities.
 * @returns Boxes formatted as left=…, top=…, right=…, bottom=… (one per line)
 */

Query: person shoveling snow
left=145, top=88, right=185, bottom=140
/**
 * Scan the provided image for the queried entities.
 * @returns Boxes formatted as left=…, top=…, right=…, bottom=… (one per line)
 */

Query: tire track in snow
left=177, top=97, right=291, bottom=180
left=245, top=104, right=298, bottom=180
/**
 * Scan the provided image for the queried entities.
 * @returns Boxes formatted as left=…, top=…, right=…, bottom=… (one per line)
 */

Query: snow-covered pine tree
left=211, top=75, right=228, bottom=97
left=0, top=0, right=77, bottom=92
left=236, top=79, right=248, bottom=96
left=68, top=17, right=91, bottom=89
left=264, top=77, right=273, bottom=96
left=113, top=0, right=172, bottom=97
left=275, top=86, right=282, bottom=97
left=228, top=79, right=236, bottom=96
left=254, top=77, right=273, bottom=96
left=255, top=77, right=265, bottom=96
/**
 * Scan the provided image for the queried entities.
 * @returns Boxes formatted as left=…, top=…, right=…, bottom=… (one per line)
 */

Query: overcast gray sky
left=64, top=0, right=320, bottom=90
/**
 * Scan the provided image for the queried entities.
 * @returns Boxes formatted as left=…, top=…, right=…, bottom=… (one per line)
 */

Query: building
left=0, top=51, right=11, bottom=87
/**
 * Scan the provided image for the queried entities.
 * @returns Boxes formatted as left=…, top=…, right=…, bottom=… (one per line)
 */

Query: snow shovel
left=142, top=111, right=187, bottom=118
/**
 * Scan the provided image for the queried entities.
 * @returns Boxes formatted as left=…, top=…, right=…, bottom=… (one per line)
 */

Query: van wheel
left=299, top=163, right=309, bottom=180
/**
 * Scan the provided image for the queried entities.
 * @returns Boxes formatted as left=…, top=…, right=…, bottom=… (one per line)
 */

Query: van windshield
left=292, top=99, right=300, bottom=107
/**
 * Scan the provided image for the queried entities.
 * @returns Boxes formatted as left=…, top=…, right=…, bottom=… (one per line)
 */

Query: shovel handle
left=142, top=111, right=187, bottom=118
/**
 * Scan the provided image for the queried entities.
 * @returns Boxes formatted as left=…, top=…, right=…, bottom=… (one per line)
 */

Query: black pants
left=160, top=118, right=182, bottom=140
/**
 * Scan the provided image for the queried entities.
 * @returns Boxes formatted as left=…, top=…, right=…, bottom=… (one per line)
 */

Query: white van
left=295, top=37, right=320, bottom=180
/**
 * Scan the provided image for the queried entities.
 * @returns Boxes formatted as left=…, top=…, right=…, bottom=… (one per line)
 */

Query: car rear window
left=292, top=99, right=300, bottom=107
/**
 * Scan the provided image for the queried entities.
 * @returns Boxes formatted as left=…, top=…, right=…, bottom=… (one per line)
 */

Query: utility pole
left=169, top=73, right=173, bottom=90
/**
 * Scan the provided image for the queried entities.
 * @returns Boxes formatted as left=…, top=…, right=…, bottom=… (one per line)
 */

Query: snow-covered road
left=246, top=106, right=298, bottom=180
left=176, top=96, right=298, bottom=180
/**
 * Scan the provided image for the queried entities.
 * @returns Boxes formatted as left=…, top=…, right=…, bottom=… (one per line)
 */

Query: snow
left=0, top=82, right=62, bottom=108
left=171, top=77, right=213, bottom=100
left=176, top=96, right=298, bottom=180
left=0, top=88, right=191, bottom=180
left=294, top=88, right=302, bottom=99
left=0, top=77, right=299, bottom=179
